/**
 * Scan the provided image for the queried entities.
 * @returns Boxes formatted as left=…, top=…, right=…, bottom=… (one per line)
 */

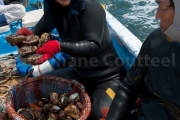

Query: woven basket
left=6, top=76, right=91, bottom=120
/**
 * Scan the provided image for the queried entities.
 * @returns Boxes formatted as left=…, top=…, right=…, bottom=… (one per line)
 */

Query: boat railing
left=105, top=10, right=142, bottom=70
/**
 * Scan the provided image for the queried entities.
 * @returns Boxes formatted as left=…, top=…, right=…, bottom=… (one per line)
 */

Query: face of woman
left=155, top=0, right=175, bottom=42
left=55, top=0, right=71, bottom=7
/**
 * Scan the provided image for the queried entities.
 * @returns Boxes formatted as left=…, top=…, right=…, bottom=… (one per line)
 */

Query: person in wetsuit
left=16, top=0, right=126, bottom=119
left=106, top=0, right=180, bottom=120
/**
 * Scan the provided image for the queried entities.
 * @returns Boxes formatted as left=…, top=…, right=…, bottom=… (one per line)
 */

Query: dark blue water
left=99, top=0, right=159, bottom=41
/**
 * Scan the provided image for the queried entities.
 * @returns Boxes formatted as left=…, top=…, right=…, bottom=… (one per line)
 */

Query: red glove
left=16, top=28, right=33, bottom=36
left=100, top=107, right=109, bottom=120
left=35, top=40, right=61, bottom=65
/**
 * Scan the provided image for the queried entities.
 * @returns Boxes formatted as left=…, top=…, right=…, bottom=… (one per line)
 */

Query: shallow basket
left=6, top=76, right=91, bottom=120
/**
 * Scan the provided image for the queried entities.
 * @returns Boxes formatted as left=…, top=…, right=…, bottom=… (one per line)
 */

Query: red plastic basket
left=6, top=76, right=91, bottom=120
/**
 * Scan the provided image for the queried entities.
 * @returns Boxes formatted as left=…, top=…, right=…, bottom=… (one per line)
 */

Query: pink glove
left=35, top=40, right=61, bottom=65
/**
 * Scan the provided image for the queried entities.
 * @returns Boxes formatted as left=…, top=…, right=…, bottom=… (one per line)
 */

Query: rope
left=0, top=54, right=22, bottom=112
left=0, top=54, right=22, bottom=86
left=0, top=85, right=10, bottom=112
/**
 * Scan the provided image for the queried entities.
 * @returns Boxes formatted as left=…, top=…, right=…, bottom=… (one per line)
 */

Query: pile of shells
left=5, top=33, right=50, bottom=64
left=17, top=92, right=82, bottom=120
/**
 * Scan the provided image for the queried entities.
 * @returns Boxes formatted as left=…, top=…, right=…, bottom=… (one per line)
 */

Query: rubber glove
left=16, top=28, right=33, bottom=36
left=35, top=40, right=61, bottom=65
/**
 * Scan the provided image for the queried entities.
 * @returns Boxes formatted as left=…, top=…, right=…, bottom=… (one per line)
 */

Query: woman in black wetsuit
left=17, top=0, right=126, bottom=119
left=106, top=0, right=180, bottom=120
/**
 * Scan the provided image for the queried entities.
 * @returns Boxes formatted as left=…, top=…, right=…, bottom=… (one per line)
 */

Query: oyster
left=17, top=108, right=36, bottom=120
left=66, top=116, right=73, bottom=120
left=18, top=46, right=37, bottom=56
left=59, top=93, right=68, bottom=108
left=47, top=113, right=57, bottom=120
left=57, top=110, right=67, bottom=120
left=64, top=104, right=80, bottom=120
left=23, top=35, right=39, bottom=45
left=49, top=92, right=59, bottom=100
left=20, top=54, right=43, bottom=64
left=38, top=32, right=50, bottom=47
left=50, top=98, right=60, bottom=106
left=68, top=93, right=80, bottom=104
left=51, top=105, right=61, bottom=113
left=42, top=104, right=51, bottom=114
left=34, top=110, right=44, bottom=120
left=5, top=34, right=25, bottom=44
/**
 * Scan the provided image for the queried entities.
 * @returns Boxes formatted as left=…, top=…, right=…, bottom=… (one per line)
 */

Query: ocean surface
left=99, top=0, right=159, bottom=41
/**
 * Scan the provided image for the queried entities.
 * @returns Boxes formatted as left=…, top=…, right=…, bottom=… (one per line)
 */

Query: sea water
left=99, top=0, right=159, bottom=41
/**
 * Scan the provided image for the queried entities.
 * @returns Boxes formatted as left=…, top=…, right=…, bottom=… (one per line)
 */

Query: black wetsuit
left=32, top=0, right=126, bottom=119
left=106, top=28, right=180, bottom=120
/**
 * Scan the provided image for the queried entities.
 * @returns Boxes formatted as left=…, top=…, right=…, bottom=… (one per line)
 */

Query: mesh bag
left=6, top=76, right=91, bottom=120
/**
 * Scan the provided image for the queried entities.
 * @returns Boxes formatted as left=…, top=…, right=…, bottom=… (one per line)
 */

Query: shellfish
left=17, top=108, right=36, bottom=120
left=57, top=110, right=67, bottom=120
left=68, top=93, right=80, bottom=104
left=38, top=32, right=50, bottom=47
left=23, top=35, right=39, bottom=45
left=18, top=46, right=37, bottom=56
left=64, top=104, right=80, bottom=120
left=20, top=53, right=43, bottom=64
left=5, top=34, right=25, bottom=44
